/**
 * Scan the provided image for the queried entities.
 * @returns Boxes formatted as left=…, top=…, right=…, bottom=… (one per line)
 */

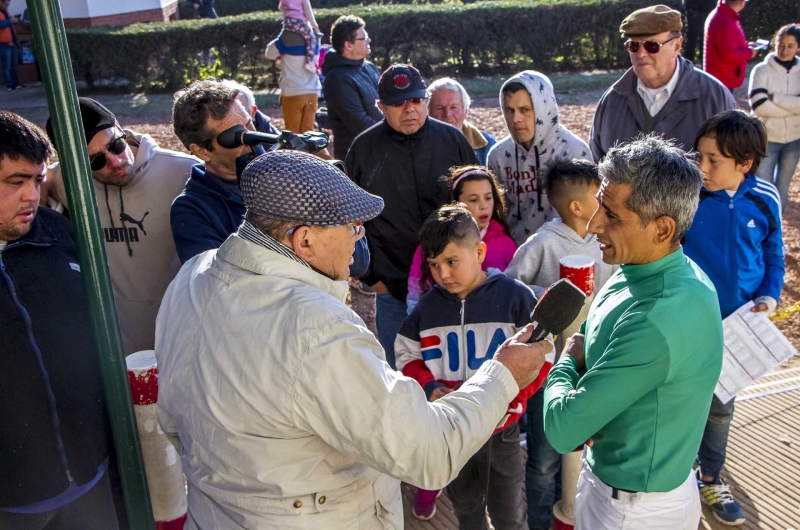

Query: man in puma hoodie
left=46, top=98, right=200, bottom=356
left=487, top=71, right=592, bottom=245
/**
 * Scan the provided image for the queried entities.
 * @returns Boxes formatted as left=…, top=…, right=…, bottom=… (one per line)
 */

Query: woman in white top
left=749, top=23, right=800, bottom=209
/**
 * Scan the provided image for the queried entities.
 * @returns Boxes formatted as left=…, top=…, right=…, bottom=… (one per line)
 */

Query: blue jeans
left=375, top=291, right=407, bottom=369
left=755, top=139, right=800, bottom=210
left=526, top=387, right=562, bottom=530
left=697, top=395, right=735, bottom=481
left=0, top=43, right=19, bottom=89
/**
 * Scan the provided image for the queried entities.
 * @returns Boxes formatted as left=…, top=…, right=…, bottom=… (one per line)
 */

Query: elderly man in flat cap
left=154, top=151, right=550, bottom=530
left=589, top=4, right=736, bottom=160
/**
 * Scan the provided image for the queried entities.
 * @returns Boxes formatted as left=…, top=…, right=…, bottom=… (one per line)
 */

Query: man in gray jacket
left=589, top=4, right=736, bottom=160
left=45, top=98, right=200, bottom=355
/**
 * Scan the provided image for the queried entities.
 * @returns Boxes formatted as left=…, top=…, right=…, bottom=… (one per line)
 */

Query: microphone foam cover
left=530, top=278, right=587, bottom=336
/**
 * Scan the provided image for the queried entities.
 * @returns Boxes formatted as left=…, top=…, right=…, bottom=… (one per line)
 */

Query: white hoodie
left=488, top=71, right=592, bottom=245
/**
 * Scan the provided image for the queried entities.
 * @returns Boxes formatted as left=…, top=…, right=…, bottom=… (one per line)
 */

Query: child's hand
left=750, top=302, right=769, bottom=313
left=429, top=386, right=453, bottom=402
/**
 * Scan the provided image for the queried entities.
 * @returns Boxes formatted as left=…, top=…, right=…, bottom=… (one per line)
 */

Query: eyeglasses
left=390, top=98, right=426, bottom=108
left=624, top=36, right=678, bottom=54
left=88, top=134, right=128, bottom=171
left=287, top=221, right=363, bottom=236
left=353, top=32, right=369, bottom=41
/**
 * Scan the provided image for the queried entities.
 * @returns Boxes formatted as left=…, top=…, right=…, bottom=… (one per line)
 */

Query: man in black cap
left=346, top=63, right=478, bottom=368
left=155, top=149, right=551, bottom=530
left=0, top=110, right=118, bottom=529
left=589, top=4, right=736, bottom=160
left=45, top=97, right=199, bottom=356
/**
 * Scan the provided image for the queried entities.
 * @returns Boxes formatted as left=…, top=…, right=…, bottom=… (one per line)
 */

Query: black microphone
left=217, top=125, right=278, bottom=149
left=527, top=278, right=587, bottom=343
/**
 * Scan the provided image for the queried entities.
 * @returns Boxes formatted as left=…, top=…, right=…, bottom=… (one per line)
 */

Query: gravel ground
left=132, top=88, right=800, bottom=350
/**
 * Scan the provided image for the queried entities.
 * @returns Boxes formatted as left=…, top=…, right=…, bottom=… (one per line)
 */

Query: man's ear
left=189, top=143, right=212, bottom=163
left=291, top=226, right=316, bottom=262
left=653, top=215, right=677, bottom=246
left=377, top=101, right=386, bottom=114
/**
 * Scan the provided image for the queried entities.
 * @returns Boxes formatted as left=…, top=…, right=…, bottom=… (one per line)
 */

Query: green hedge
left=66, top=0, right=799, bottom=91
left=213, top=0, right=452, bottom=18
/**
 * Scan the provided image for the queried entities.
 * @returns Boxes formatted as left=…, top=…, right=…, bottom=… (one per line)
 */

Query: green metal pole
left=25, top=2, right=155, bottom=529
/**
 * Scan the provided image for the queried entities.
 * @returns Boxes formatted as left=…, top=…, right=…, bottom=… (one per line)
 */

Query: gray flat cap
left=240, top=151, right=384, bottom=225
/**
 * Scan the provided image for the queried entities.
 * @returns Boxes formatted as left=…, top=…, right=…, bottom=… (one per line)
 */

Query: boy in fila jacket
left=395, top=204, right=547, bottom=528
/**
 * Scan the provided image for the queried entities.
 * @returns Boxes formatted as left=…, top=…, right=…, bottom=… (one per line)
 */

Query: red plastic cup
left=559, top=255, right=595, bottom=297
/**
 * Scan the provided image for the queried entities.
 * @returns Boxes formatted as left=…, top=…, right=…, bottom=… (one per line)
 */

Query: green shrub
left=65, top=0, right=799, bottom=92
left=213, top=0, right=453, bottom=17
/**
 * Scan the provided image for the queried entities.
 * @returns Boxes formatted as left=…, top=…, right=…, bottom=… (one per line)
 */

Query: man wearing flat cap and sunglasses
left=346, top=63, right=478, bottom=369
left=154, top=150, right=550, bottom=530
left=589, top=4, right=736, bottom=160
left=44, top=98, right=199, bottom=356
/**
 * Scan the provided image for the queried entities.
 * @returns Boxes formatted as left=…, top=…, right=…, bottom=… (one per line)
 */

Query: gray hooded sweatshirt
left=49, top=131, right=200, bottom=355
left=504, top=218, right=616, bottom=299
left=488, top=71, right=592, bottom=245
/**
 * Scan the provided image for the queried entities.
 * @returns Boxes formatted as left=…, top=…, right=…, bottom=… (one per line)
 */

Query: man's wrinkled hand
left=563, top=333, right=586, bottom=371
left=494, top=324, right=551, bottom=389
left=429, top=386, right=453, bottom=402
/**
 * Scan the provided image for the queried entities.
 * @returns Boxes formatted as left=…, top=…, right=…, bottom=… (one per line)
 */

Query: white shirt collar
left=636, top=58, right=681, bottom=116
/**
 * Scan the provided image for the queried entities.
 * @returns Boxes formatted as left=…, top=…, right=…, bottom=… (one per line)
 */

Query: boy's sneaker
left=412, top=488, right=441, bottom=520
left=696, top=470, right=745, bottom=526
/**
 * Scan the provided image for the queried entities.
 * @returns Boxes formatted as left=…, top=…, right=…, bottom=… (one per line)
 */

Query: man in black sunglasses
left=589, top=4, right=736, bottom=161
left=346, top=64, right=478, bottom=369
left=44, top=98, right=200, bottom=356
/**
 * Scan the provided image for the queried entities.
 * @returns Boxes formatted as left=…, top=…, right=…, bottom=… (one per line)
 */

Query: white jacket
left=155, top=234, right=519, bottom=529
left=749, top=54, right=800, bottom=144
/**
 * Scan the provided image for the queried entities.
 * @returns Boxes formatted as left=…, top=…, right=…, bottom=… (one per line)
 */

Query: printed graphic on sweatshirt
left=103, top=211, right=150, bottom=256
left=398, top=322, right=517, bottom=381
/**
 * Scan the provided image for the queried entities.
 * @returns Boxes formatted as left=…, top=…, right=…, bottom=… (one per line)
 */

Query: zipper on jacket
left=460, top=300, right=466, bottom=381
left=0, top=250, right=75, bottom=484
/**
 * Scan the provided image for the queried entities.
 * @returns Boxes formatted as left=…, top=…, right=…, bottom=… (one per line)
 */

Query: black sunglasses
left=624, top=36, right=678, bottom=54
left=390, top=97, right=426, bottom=108
left=88, top=134, right=128, bottom=171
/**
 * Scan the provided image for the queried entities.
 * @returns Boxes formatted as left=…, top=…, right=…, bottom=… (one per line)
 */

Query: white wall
left=10, top=0, right=175, bottom=19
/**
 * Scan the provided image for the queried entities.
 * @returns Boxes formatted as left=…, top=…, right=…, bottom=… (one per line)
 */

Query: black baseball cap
left=378, top=64, right=427, bottom=106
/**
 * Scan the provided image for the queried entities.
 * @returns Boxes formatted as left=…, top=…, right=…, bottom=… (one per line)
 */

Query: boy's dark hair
left=330, top=15, right=365, bottom=53
left=694, top=109, right=767, bottom=171
left=418, top=203, right=481, bottom=260
left=173, top=78, right=239, bottom=152
left=501, top=81, right=527, bottom=97
left=0, top=110, right=53, bottom=166
left=544, top=158, right=599, bottom=216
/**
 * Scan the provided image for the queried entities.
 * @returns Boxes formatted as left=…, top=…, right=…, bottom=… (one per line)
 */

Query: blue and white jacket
left=395, top=270, right=547, bottom=430
left=683, top=175, right=785, bottom=319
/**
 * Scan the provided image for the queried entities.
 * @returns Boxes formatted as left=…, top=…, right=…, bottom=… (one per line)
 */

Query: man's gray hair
left=245, top=211, right=293, bottom=241
left=221, top=79, right=255, bottom=111
left=599, top=135, right=702, bottom=242
left=427, top=77, right=471, bottom=112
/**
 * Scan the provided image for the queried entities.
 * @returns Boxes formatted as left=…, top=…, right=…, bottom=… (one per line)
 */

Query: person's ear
left=188, top=143, right=212, bottom=163
left=377, top=101, right=386, bottom=114
left=291, top=226, right=316, bottom=262
left=653, top=215, right=676, bottom=246
left=476, top=241, right=487, bottom=265
left=737, top=157, right=754, bottom=175
left=568, top=199, right=582, bottom=218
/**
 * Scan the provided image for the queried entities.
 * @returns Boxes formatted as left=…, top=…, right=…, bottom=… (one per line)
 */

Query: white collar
left=636, top=58, right=681, bottom=101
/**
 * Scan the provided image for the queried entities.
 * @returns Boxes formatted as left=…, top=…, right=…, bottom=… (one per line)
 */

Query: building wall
left=12, top=0, right=179, bottom=26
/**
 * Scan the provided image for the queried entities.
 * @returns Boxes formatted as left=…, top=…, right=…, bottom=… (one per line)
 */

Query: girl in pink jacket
left=406, top=165, right=517, bottom=313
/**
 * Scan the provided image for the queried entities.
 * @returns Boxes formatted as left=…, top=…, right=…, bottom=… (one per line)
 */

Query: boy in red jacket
left=396, top=204, right=547, bottom=527
left=703, top=0, right=758, bottom=89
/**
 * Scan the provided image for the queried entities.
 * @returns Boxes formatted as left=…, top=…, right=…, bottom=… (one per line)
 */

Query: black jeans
left=0, top=471, right=119, bottom=530
left=446, top=422, right=526, bottom=530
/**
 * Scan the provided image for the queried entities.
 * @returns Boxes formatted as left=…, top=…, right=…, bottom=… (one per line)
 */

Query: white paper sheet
left=715, top=301, right=797, bottom=404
